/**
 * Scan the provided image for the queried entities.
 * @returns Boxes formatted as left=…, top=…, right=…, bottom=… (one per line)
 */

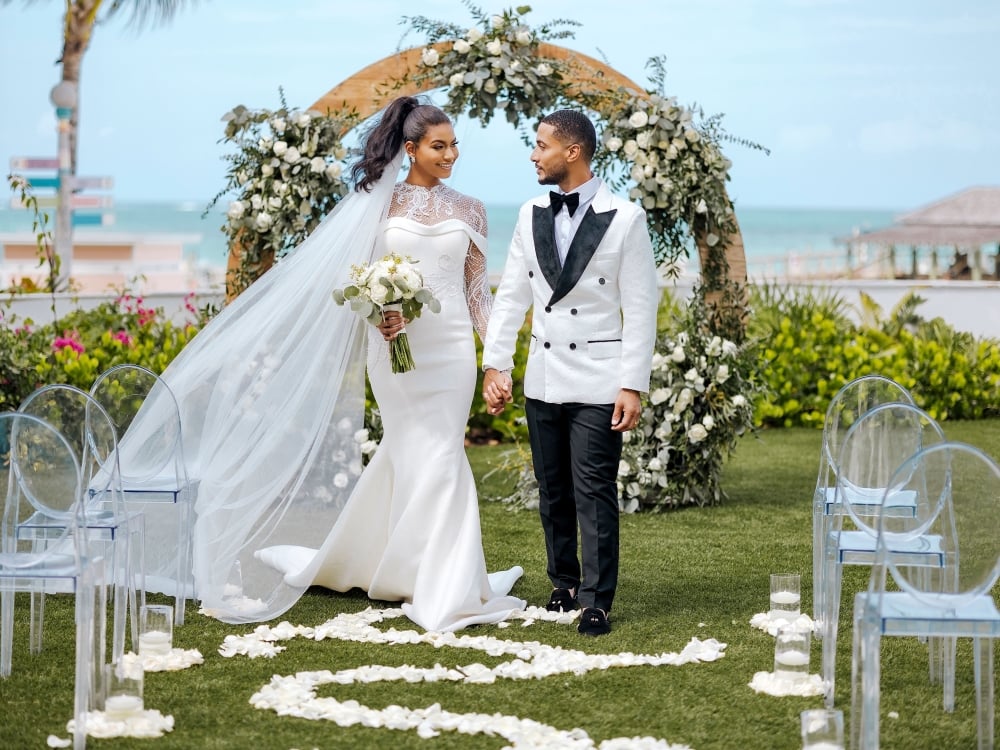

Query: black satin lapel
left=532, top=205, right=561, bottom=291
left=548, top=207, right=617, bottom=306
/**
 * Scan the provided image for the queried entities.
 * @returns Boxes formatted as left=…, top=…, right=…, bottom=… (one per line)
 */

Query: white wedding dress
left=256, top=182, right=525, bottom=631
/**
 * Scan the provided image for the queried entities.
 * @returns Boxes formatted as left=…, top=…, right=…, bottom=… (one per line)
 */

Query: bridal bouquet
left=332, top=253, right=441, bottom=373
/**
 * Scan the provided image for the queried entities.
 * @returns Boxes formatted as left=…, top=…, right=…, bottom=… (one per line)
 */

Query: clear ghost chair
left=17, top=384, right=143, bottom=662
left=821, top=400, right=947, bottom=706
left=91, top=364, right=195, bottom=626
left=0, top=411, right=104, bottom=750
left=813, top=374, right=916, bottom=629
left=851, top=441, right=1000, bottom=750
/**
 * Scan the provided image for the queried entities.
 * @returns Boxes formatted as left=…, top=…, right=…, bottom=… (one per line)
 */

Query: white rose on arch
left=467, top=27, right=484, bottom=43
left=628, top=110, right=649, bottom=128
left=421, top=47, right=440, bottom=66
left=687, top=423, right=708, bottom=444
left=453, top=39, right=471, bottom=54
left=486, top=39, right=503, bottom=56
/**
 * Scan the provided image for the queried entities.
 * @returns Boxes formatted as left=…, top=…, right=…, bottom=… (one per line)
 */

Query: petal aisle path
left=219, top=606, right=727, bottom=749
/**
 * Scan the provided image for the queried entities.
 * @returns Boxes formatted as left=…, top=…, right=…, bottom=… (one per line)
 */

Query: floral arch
left=218, top=6, right=752, bottom=335
left=212, top=6, right=761, bottom=511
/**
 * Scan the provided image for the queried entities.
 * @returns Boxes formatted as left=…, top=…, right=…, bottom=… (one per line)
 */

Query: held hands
left=611, top=389, right=642, bottom=432
left=482, top=368, right=513, bottom=415
left=377, top=310, right=408, bottom=341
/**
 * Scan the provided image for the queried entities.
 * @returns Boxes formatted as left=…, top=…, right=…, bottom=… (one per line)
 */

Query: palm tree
left=2, top=0, right=199, bottom=286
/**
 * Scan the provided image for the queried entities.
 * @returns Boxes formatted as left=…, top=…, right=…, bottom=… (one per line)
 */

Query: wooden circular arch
left=227, top=42, right=746, bottom=295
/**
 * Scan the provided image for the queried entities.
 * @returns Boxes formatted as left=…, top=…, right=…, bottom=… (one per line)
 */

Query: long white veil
left=123, top=153, right=404, bottom=623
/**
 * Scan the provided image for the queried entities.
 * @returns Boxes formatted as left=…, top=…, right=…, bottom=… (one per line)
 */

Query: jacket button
left=569, top=343, right=577, bottom=350
left=598, top=277, right=606, bottom=285
left=528, top=270, right=534, bottom=278
left=543, top=342, right=551, bottom=349
left=544, top=305, right=552, bottom=313
left=570, top=308, right=578, bottom=315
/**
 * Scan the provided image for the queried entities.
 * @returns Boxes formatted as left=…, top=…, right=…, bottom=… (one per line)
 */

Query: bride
left=126, top=96, right=525, bottom=630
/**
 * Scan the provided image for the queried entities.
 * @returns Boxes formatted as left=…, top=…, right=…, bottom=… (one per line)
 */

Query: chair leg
left=1, top=583, right=13, bottom=678
left=822, top=548, right=843, bottom=707
left=854, top=618, right=882, bottom=750
left=814, top=504, right=832, bottom=627
left=942, top=635, right=958, bottom=712
left=29, top=589, right=45, bottom=654
left=973, top=637, right=994, bottom=750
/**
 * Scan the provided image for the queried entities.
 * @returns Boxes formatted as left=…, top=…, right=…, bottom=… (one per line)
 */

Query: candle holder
left=769, top=573, right=801, bottom=621
left=800, top=708, right=844, bottom=749
left=103, top=662, right=143, bottom=721
left=774, top=625, right=811, bottom=681
left=139, top=604, right=173, bottom=656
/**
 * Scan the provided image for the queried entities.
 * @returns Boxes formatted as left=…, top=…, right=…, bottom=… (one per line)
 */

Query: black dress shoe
left=545, top=587, right=579, bottom=612
left=577, top=607, right=611, bottom=636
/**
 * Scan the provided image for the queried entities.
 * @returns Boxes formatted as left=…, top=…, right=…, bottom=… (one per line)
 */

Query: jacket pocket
left=587, top=338, right=622, bottom=359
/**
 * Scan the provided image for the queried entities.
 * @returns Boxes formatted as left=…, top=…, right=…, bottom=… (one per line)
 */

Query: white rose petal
left=515, top=30, right=532, bottom=45
left=467, top=27, right=483, bottom=43
left=486, top=39, right=503, bottom=56
left=453, top=39, right=471, bottom=54
left=449, top=72, right=465, bottom=88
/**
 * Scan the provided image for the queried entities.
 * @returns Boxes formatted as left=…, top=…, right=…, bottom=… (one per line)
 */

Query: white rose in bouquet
left=486, top=39, right=503, bottom=56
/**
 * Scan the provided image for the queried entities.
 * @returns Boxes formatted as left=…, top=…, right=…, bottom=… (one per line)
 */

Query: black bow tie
left=549, top=191, right=580, bottom=217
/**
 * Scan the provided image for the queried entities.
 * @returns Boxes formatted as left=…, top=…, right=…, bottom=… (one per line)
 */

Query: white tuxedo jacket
left=484, top=182, right=659, bottom=404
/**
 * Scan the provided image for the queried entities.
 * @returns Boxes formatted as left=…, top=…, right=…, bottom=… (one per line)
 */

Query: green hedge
left=748, top=285, right=1000, bottom=426
left=5, top=285, right=1000, bottom=435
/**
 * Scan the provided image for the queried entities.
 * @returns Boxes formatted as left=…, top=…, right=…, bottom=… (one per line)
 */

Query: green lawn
left=2, top=421, right=999, bottom=749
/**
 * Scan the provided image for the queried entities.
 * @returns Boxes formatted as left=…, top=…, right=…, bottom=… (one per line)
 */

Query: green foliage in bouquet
left=749, top=284, right=1000, bottom=426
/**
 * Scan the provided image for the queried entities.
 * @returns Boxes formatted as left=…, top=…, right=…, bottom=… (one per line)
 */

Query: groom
left=482, top=110, right=658, bottom=636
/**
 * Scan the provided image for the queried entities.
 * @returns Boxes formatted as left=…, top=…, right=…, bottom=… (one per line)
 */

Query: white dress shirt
left=553, top=175, right=602, bottom=265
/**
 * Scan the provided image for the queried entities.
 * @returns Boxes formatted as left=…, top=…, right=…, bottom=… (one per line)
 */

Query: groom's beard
left=536, top=163, right=568, bottom=186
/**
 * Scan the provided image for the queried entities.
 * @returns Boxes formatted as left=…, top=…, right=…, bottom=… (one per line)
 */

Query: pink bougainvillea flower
left=112, top=330, right=134, bottom=347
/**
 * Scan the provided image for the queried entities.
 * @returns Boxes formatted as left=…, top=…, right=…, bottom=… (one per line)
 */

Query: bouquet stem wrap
left=382, top=302, right=415, bottom=373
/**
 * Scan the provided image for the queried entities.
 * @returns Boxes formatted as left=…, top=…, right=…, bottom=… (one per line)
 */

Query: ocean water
left=0, top=202, right=898, bottom=275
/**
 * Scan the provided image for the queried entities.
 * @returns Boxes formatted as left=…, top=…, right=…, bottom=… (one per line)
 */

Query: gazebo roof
left=839, top=186, right=1000, bottom=247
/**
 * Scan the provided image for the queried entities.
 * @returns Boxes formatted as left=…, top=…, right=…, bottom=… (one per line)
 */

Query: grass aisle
left=2, top=422, right=998, bottom=749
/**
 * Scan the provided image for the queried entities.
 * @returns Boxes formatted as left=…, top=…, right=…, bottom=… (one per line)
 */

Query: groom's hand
left=611, top=389, right=642, bottom=432
left=483, top=368, right=513, bottom=415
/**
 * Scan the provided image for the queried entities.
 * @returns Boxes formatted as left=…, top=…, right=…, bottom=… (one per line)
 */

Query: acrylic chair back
left=15, top=384, right=119, bottom=518
left=852, top=441, right=1000, bottom=750
left=17, top=384, right=139, bottom=662
left=813, top=374, right=915, bottom=623
left=0, top=411, right=100, bottom=749
left=820, top=401, right=947, bottom=705
left=876, top=441, right=1000, bottom=610
left=90, top=364, right=193, bottom=625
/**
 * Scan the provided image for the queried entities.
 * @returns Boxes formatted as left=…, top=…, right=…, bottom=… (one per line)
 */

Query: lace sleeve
left=464, top=240, right=493, bottom=342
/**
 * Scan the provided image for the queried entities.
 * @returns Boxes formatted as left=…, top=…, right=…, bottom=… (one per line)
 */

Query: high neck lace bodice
left=387, top=182, right=493, bottom=340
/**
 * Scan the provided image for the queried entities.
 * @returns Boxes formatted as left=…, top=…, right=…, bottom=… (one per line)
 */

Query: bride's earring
left=408, top=154, right=415, bottom=164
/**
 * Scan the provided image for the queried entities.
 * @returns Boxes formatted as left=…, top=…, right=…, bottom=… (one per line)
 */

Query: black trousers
left=525, top=398, right=623, bottom=612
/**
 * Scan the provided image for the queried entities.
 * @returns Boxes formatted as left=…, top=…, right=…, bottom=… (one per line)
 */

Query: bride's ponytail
left=351, top=96, right=450, bottom=192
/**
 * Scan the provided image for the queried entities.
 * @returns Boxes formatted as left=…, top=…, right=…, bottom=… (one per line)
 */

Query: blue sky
left=1, top=0, right=997, bottom=210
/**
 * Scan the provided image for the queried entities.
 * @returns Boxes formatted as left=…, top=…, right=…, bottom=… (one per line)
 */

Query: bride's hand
left=377, top=311, right=407, bottom=341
